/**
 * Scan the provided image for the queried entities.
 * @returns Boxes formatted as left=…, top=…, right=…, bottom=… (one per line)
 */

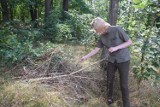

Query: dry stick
left=70, top=57, right=107, bottom=75
left=44, top=52, right=55, bottom=74
left=70, top=75, right=101, bottom=80
left=28, top=57, right=107, bottom=82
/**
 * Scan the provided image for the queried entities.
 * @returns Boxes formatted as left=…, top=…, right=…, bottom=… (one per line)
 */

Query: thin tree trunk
left=30, top=5, right=37, bottom=21
left=108, top=0, right=119, bottom=25
left=63, top=0, right=68, bottom=11
left=30, top=4, right=38, bottom=27
left=45, top=0, right=51, bottom=19
left=0, top=0, right=9, bottom=22
left=21, top=14, right=25, bottom=22
left=62, top=0, right=68, bottom=18
left=9, top=4, right=13, bottom=20
left=34, top=4, right=38, bottom=20
left=0, top=8, right=1, bottom=23
left=30, top=5, right=34, bottom=21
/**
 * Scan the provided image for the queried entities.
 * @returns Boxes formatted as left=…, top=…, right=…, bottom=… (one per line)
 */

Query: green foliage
left=118, top=0, right=160, bottom=82
left=65, top=10, right=94, bottom=43
left=44, top=9, right=95, bottom=43
left=44, top=9, right=61, bottom=41
left=8, top=0, right=44, bottom=17
left=69, top=0, right=92, bottom=14
left=132, top=27, right=160, bottom=81
left=90, top=0, right=109, bottom=18
left=55, top=24, right=72, bottom=42
left=44, top=9, right=73, bottom=42
left=0, top=22, right=44, bottom=67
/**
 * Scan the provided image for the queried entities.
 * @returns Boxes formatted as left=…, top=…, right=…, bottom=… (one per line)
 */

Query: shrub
left=44, top=9, right=95, bottom=44
left=0, top=22, right=44, bottom=68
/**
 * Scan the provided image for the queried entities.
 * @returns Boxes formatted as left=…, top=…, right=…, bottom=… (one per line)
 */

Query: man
left=80, top=17, right=132, bottom=107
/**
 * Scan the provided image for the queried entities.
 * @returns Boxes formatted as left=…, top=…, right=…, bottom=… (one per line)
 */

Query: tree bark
left=108, top=0, right=119, bottom=25
left=9, top=4, right=13, bottom=20
left=63, top=0, right=68, bottom=11
left=45, top=0, right=51, bottom=19
left=62, top=0, right=68, bottom=19
left=0, top=0, right=9, bottom=22
left=30, top=5, right=38, bottom=21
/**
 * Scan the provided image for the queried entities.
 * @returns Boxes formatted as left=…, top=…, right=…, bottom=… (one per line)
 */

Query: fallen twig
left=70, top=57, right=107, bottom=75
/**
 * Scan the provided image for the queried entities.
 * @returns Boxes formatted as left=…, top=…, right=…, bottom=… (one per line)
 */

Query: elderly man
left=80, top=17, right=132, bottom=107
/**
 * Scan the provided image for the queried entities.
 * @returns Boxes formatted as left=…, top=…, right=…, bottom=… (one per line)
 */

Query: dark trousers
left=106, top=60, right=130, bottom=107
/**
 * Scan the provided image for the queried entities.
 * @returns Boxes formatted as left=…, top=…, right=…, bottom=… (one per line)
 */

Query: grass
left=0, top=43, right=159, bottom=107
left=0, top=81, right=69, bottom=107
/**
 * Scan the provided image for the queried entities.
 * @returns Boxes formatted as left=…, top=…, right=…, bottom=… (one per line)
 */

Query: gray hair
left=91, top=17, right=111, bottom=30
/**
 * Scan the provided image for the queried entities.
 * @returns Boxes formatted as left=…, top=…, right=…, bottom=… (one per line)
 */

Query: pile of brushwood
left=10, top=49, right=107, bottom=104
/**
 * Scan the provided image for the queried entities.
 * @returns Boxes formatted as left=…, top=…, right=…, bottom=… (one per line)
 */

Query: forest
left=0, top=0, right=160, bottom=107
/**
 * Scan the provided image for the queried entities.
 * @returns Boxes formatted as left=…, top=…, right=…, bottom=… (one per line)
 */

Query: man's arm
left=80, top=47, right=101, bottom=62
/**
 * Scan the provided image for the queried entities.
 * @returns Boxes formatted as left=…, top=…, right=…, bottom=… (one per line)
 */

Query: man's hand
left=108, top=47, right=119, bottom=53
left=79, top=47, right=100, bottom=63
left=80, top=56, right=88, bottom=62
left=108, top=39, right=132, bottom=53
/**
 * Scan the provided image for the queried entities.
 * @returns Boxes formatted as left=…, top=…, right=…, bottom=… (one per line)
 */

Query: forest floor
left=0, top=44, right=160, bottom=107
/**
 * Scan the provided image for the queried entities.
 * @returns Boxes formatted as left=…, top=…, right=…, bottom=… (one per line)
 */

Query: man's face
left=94, top=28, right=102, bottom=36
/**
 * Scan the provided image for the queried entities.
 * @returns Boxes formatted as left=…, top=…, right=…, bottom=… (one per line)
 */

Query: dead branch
left=70, top=57, right=107, bottom=75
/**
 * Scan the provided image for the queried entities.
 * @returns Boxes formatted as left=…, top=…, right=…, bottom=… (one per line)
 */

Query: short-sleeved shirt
left=96, top=26, right=130, bottom=63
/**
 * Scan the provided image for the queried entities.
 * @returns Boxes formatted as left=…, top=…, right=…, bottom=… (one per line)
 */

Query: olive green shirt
left=96, top=26, right=130, bottom=63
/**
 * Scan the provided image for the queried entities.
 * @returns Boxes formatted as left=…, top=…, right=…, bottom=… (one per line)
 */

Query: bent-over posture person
left=80, top=17, right=132, bottom=107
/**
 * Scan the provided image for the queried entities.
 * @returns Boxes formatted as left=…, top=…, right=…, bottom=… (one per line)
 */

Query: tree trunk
left=9, top=4, right=13, bottom=20
left=45, top=0, right=51, bottom=19
left=30, top=5, right=37, bottom=21
left=62, top=0, right=68, bottom=19
left=21, top=14, right=25, bottom=22
left=30, top=5, right=34, bottom=21
left=63, top=0, right=68, bottom=11
left=108, top=0, right=119, bottom=25
left=0, top=0, right=9, bottom=22
left=0, top=8, right=1, bottom=23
